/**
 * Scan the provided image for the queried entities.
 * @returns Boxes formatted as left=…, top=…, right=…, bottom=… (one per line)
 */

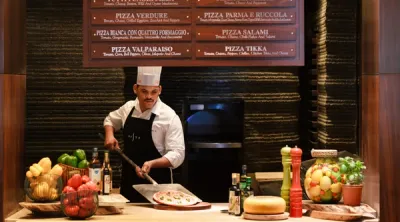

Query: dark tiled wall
left=25, top=0, right=302, bottom=187
left=25, top=0, right=360, bottom=189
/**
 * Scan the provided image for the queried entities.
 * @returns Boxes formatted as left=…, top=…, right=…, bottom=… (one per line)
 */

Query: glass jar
left=304, top=149, right=345, bottom=203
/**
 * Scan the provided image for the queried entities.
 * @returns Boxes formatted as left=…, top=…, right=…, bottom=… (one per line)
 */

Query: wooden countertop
left=6, top=203, right=376, bottom=222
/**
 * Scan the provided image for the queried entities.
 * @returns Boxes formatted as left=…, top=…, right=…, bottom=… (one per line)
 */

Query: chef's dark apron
left=120, top=106, right=171, bottom=202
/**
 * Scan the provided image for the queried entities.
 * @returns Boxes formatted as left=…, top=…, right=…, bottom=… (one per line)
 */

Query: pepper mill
left=280, top=145, right=292, bottom=212
left=290, top=146, right=303, bottom=218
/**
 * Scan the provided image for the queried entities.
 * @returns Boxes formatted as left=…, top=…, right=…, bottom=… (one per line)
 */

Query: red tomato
left=79, top=196, right=95, bottom=209
left=77, top=184, right=90, bottom=197
left=62, top=186, right=76, bottom=194
left=62, top=198, right=69, bottom=206
left=78, top=208, right=91, bottom=218
left=65, top=205, right=80, bottom=217
left=81, top=175, right=90, bottom=184
left=69, top=174, right=83, bottom=189
left=85, top=181, right=98, bottom=191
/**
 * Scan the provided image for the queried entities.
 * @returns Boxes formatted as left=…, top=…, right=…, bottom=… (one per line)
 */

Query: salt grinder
left=280, top=145, right=292, bottom=212
left=290, top=146, right=303, bottom=218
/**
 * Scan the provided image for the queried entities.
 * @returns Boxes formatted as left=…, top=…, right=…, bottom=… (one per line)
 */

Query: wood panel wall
left=360, top=0, right=380, bottom=215
left=361, top=0, right=400, bottom=220
left=378, top=0, right=400, bottom=220
left=0, top=0, right=26, bottom=222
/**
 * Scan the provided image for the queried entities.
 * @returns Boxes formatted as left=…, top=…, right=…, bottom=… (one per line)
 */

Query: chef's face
left=134, top=84, right=162, bottom=111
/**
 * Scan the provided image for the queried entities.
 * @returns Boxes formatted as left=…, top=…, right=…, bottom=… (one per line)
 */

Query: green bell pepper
left=66, top=155, right=78, bottom=168
left=78, top=159, right=89, bottom=169
left=73, top=149, right=86, bottom=161
left=57, top=153, right=69, bottom=164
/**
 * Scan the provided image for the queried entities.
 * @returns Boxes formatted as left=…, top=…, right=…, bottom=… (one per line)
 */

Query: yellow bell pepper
left=33, top=182, right=50, bottom=199
left=38, top=157, right=52, bottom=174
left=29, top=165, right=41, bottom=177
left=26, top=171, right=34, bottom=183
left=49, top=164, right=63, bottom=179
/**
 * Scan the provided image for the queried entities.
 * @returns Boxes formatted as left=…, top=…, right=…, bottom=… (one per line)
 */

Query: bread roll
left=243, top=196, right=286, bottom=215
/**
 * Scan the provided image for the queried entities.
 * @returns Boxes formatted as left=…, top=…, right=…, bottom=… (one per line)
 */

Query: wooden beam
left=0, top=0, right=26, bottom=222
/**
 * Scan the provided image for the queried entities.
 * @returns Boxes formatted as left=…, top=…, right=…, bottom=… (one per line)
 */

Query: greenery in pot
left=338, top=156, right=366, bottom=185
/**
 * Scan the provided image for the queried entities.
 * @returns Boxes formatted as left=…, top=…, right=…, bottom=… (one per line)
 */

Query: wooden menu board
left=83, top=0, right=304, bottom=67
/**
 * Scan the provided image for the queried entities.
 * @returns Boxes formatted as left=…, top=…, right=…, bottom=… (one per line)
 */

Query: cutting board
left=309, top=211, right=363, bottom=221
left=19, top=202, right=63, bottom=216
left=153, top=202, right=212, bottom=211
left=243, top=212, right=289, bottom=221
left=98, top=194, right=129, bottom=207
left=302, top=200, right=377, bottom=219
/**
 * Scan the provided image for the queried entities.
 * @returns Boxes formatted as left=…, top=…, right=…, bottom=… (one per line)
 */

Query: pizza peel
left=98, top=133, right=202, bottom=205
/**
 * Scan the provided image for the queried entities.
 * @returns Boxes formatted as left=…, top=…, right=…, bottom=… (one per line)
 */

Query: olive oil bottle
left=101, top=151, right=112, bottom=195
left=228, top=173, right=239, bottom=215
left=241, top=177, right=254, bottom=213
left=89, top=147, right=102, bottom=194
left=234, top=173, right=241, bottom=216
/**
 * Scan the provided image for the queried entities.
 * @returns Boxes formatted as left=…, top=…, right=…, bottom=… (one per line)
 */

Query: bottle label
left=89, top=168, right=101, bottom=191
left=234, top=196, right=240, bottom=215
left=228, top=190, right=235, bottom=214
left=104, top=175, right=111, bottom=194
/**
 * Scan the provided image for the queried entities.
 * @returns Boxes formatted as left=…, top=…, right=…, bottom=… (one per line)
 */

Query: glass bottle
left=101, top=151, right=111, bottom=195
left=234, top=173, right=241, bottom=216
left=89, top=147, right=102, bottom=194
left=240, top=165, right=247, bottom=188
left=228, top=173, right=239, bottom=215
left=304, top=149, right=342, bottom=203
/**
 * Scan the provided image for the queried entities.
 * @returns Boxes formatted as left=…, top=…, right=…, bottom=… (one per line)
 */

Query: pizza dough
left=153, top=190, right=198, bottom=207
left=243, top=196, right=286, bottom=215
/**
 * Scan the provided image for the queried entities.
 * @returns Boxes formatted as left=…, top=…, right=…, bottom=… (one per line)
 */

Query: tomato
left=81, top=175, right=90, bottom=184
left=65, top=205, right=79, bottom=217
left=62, top=198, right=69, bottom=206
left=62, top=186, right=76, bottom=194
left=78, top=208, right=91, bottom=218
left=79, top=196, right=95, bottom=209
left=69, top=174, right=83, bottom=189
left=85, top=181, right=98, bottom=191
left=77, top=184, right=90, bottom=197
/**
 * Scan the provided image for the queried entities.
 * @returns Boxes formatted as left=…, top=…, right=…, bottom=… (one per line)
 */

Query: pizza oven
left=180, top=98, right=244, bottom=202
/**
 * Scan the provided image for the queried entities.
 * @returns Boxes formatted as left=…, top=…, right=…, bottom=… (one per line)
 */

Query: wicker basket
left=58, top=163, right=89, bottom=186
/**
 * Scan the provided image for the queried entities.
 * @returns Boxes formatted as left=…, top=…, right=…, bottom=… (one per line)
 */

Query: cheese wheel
left=243, top=196, right=286, bottom=215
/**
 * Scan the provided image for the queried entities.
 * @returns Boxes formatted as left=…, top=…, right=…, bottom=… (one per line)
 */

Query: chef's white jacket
left=103, top=98, right=185, bottom=170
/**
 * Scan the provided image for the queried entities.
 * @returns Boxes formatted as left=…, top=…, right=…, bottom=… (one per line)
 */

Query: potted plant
left=338, top=156, right=366, bottom=206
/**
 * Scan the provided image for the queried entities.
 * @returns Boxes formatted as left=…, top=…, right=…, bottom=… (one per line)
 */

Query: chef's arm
left=147, top=157, right=173, bottom=168
left=163, top=115, right=185, bottom=169
left=104, top=125, right=116, bottom=137
left=103, top=101, right=133, bottom=149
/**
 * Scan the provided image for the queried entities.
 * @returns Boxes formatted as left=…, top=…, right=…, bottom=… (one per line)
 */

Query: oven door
left=183, top=99, right=244, bottom=149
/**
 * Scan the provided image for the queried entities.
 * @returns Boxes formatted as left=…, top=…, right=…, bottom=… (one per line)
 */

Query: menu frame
left=83, top=0, right=304, bottom=67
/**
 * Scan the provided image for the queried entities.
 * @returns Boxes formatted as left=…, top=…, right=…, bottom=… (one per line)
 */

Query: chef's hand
left=135, top=161, right=153, bottom=179
left=135, top=166, right=144, bottom=179
left=141, top=161, right=153, bottom=175
left=104, top=135, right=119, bottom=151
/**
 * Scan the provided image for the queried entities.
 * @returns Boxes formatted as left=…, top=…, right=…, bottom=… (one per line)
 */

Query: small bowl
left=24, top=174, right=63, bottom=202
left=60, top=190, right=99, bottom=219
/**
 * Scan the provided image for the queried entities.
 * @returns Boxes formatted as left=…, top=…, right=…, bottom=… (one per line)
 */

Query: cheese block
left=243, top=196, right=286, bottom=215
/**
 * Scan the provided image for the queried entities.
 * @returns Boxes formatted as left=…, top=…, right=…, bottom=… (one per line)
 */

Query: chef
left=103, top=66, right=185, bottom=202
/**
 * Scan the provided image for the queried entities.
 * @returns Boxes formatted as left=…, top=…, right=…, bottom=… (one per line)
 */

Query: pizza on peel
left=153, top=190, right=199, bottom=206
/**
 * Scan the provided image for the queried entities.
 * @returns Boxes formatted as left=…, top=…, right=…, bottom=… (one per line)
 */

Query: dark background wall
left=25, top=0, right=359, bottom=189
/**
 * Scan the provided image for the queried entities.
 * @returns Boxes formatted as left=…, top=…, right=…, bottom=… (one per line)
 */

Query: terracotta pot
left=342, top=184, right=363, bottom=206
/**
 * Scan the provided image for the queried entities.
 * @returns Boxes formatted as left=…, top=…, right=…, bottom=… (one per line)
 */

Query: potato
left=312, top=169, right=323, bottom=182
left=309, top=185, right=321, bottom=197
left=304, top=177, right=312, bottom=189
left=306, top=167, right=312, bottom=178
left=331, top=183, right=342, bottom=193
left=320, top=176, right=332, bottom=191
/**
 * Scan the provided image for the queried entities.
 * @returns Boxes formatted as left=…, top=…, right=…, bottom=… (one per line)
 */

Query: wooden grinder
left=290, top=146, right=302, bottom=218
left=280, top=145, right=292, bottom=212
